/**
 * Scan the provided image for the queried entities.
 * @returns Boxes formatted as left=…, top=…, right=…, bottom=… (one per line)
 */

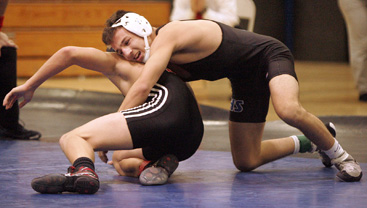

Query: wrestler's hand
left=3, top=84, right=34, bottom=110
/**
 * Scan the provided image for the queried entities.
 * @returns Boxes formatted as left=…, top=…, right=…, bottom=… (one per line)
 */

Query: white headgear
left=111, top=12, right=152, bottom=63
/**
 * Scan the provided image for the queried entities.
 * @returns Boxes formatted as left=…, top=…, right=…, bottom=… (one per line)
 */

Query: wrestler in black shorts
left=122, top=71, right=204, bottom=161
left=162, top=21, right=297, bottom=123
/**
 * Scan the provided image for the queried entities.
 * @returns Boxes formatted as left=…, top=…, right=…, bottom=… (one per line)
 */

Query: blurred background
left=3, top=0, right=366, bottom=121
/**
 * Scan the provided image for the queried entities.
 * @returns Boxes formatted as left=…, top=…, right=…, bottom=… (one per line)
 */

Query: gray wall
left=253, top=0, right=348, bottom=62
left=167, top=0, right=348, bottom=62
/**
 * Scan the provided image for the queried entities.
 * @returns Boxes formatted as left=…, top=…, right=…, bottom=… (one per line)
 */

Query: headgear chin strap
left=111, top=13, right=152, bottom=63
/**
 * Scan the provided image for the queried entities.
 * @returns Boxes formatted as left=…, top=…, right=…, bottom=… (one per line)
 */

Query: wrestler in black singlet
left=158, top=21, right=298, bottom=123
left=121, top=71, right=203, bottom=162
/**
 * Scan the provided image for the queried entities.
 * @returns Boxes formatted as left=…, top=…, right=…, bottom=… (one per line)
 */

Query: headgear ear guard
left=111, top=12, right=152, bottom=63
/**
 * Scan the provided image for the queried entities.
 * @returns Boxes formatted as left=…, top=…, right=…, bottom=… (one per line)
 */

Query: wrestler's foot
left=31, top=166, right=99, bottom=194
left=332, top=151, right=363, bottom=182
left=139, top=154, right=179, bottom=186
left=316, top=122, right=362, bottom=182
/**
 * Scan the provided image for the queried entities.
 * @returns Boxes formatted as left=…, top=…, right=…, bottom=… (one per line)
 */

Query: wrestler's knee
left=275, top=103, right=306, bottom=126
left=232, top=157, right=259, bottom=172
left=59, top=132, right=72, bottom=149
left=59, top=130, right=87, bottom=148
left=59, top=130, right=77, bottom=144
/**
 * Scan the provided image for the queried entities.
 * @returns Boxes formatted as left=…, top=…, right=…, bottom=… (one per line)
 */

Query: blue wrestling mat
left=1, top=89, right=366, bottom=207
left=0, top=140, right=366, bottom=208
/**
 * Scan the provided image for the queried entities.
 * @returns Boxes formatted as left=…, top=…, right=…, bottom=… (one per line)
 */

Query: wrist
left=24, top=80, right=39, bottom=91
left=0, top=16, right=4, bottom=31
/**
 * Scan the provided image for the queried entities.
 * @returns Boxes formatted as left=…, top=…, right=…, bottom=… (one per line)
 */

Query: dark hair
left=102, top=10, right=131, bottom=45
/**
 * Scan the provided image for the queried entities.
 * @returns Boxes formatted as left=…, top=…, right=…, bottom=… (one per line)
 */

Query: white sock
left=291, top=135, right=300, bottom=155
left=323, top=138, right=346, bottom=159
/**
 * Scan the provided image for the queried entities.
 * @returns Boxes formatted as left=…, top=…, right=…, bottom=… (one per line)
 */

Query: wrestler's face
left=111, top=27, right=146, bottom=63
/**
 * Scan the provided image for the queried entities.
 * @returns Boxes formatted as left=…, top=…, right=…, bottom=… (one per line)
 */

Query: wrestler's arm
left=3, top=46, right=118, bottom=109
left=25, top=46, right=117, bottom=89
left=118, top=29, right=177, bottom=111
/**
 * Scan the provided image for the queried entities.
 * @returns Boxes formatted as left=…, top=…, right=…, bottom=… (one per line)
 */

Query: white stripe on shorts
left=121, top=83, right=168, bottom=119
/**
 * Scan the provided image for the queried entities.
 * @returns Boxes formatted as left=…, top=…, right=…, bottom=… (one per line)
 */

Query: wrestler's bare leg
left=59, top=112, right=134, bottom=164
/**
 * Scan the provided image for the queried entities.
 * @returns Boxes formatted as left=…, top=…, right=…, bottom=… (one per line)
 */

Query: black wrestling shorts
left=121, top=72, right=203, bottom=161
left=229, top=52, right=297, bottom=123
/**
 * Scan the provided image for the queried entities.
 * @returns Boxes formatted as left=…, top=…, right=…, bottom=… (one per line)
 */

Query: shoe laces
left=331, top=151, right=350, bottom=166
left=67, top=166, right=76, bottom=173
left=70, top=166, right=99, bottom=179
left=333, top=153, right=361, bottom=174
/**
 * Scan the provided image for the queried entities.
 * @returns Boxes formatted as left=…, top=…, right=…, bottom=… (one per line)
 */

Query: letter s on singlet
left=230, top=99, right=244, bottom=113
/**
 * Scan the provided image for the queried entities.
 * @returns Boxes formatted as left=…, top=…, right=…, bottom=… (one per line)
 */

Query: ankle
left=291, top=135, right=313, bottom=154
left=323, top=139, right=345, bottom=160
left=73, top=157, right=95, bottom=171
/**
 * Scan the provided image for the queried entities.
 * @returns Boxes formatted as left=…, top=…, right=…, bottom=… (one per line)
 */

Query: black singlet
left=157, top=20, right=298, bottom=123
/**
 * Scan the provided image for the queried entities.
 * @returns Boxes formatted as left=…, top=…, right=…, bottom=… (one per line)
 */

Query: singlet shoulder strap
left=156, top=23, right=168, bottom=35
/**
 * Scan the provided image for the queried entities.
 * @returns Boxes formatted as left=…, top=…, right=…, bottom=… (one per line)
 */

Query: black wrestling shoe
left=139, top=154, right=179, bottom=186
left=31, top=166, right=99, bottom=194
left=0, top=123, right=41, bottom=140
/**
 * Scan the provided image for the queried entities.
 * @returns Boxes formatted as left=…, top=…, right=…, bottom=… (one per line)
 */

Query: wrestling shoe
left=31, top=166, right=99, bottom=194
left=332, top=151, right=363, bottom=182
left=0, top=123, right=41, bottom=140
left=316, top=122, right=362, bottom=182
left=139, top=154, right=179, bottom=186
